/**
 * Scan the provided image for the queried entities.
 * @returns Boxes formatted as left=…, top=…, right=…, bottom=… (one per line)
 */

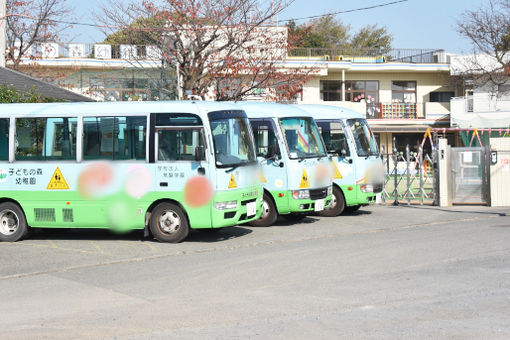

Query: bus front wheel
left=249, top=192, right=277, bottom=227
left=0, top=202, right=29, bottom=242
left=149, top=202, right=189, bottom=243
left=318, top=186, right=345, bottom=217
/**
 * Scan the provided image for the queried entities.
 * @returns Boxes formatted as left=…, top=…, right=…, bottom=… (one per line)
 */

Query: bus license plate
left=314, top=199, right=325, bottom=212
left=247, top=202, right=257, bottom=217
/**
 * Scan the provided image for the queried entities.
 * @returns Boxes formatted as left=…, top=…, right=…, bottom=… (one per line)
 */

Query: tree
left=97, top=0, right=316, bottom=101
left=456, top=0, right=510, bottom=86
left=350, top=24, right=392, bottom=55
left=5, top=0, right=72, bottom=70
left=288, top=16, right=392, bottom=54
left=0, top=84, right=60, bottom=102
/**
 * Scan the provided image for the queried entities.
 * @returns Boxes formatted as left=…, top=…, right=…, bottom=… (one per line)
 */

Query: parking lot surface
left=1, top=205, right=510, bottom=339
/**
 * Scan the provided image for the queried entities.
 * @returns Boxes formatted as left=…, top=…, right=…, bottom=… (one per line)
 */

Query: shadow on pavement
left=28, top=226, right=253, bottom=243
left=342, top=209, right=372, bottom=216
left=187, top=226, right=252, bottom=243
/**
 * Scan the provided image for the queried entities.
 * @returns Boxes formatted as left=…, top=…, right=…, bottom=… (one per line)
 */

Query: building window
left=345, top=80, right=379, bottom=104
left=320, top=80, right=342, bottom=101
left=392, top=81, right=417, bottom=103
left=430, top=91, right=454, bottom=102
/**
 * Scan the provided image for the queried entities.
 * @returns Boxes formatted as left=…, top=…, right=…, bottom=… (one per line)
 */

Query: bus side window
left=84, top=116, right=146, bottom=160
left=330, top=121, right=349, bottom=157
left=0, top=118, right=8, bottom=160
left=250, top=119, right=279, bottom=158
left=157, top=129, right=203, bottom=161
left=15, top=117, right=77, bottom=160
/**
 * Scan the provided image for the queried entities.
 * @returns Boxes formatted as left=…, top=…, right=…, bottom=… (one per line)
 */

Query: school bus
left=0, top=101, right=262, bottom=242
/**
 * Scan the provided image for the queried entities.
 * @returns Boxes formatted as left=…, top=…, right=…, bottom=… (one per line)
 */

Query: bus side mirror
left=195, top=146, right=205, bottom=162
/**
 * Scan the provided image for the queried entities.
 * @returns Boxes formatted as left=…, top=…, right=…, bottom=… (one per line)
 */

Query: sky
left=64, top=0, right=486, bottom=54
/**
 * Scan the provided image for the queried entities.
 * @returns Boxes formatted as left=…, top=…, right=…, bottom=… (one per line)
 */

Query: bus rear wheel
left=249, top=192, right=277, bottom=227
left=0, top=202, right=28, bottom=242
left=149, top=202, right=189, bottom=243
left=318, top=186, right=345, bottom=217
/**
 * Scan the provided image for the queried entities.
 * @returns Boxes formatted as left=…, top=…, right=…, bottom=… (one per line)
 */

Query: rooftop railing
left=17, top=42, right=449, bottom=64
left=288, top=48, right=449, bottom=64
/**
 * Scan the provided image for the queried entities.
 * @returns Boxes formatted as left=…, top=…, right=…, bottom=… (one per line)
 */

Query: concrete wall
left=489, top=138, right=510, bottom=207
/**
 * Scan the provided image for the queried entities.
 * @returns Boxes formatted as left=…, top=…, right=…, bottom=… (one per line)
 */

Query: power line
left=281, top=0, right=409, bottom=22
left=2, top=0, right=410, bottom=31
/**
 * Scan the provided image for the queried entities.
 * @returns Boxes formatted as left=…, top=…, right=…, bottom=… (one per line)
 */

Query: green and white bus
left=0, top=101, right=262, bottom=242
left=298, top=104, right=384, bottom=216
left=238, top=102, right=333, bottom=227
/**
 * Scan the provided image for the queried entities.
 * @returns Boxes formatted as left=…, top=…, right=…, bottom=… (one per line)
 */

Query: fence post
left=393, top=137, right=399, bottom=206
left=419, top=145, right=424, bottom=205
left=406, top=144, right=411, bottom=205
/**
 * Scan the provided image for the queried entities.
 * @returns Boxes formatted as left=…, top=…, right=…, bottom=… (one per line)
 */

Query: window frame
left=391, top=81, right=417, bottom=103
left=320, top=80, right=342, bottom=101
left=344, top=80, right=379, bottom=104
left=14, top=116, right=78, bottom=162
left=154, top=126, right=207, bottom=163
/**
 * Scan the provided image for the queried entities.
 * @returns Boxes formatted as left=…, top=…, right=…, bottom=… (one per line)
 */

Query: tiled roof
left=0, top=67, right=94, bottom=102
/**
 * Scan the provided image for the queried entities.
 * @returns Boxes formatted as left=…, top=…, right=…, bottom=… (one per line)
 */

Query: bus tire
left=149, top=202, right=189, bottom=243
left=318, top=186, right=345, bottom=217
left=249, top=192, right=277, bottom=227
left=0, top=202, right=29, bottom=242
left=344, top=205, right=361, bottom=214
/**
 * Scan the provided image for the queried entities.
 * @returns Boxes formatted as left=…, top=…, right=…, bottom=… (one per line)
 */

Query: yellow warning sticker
left=47, top=167, right=70, bottom=190
left=228, top=173, right=238, bottom=189
left=259, top=170, right=267, bottom=183
left=332, top=160, right=343, bottom=179
left=299, top=169, right=310, bottom=188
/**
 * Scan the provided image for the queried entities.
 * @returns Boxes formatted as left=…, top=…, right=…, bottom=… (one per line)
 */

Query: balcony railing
left=367, top=102, right=422, bottom=119
left=288, top=48, right=448, bottom=64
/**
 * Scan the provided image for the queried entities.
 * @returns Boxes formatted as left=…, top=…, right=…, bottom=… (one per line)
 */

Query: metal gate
left=382, top=144, right=437, bottom=205
left=449, top=147, right=489, bottom=204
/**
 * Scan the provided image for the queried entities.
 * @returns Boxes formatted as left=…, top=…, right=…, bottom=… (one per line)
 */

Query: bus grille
left=34, top=208, right=56, bottom=222
left=62, top=209, right=74, bottom=222
left=309, top=187, right=328, bottom=200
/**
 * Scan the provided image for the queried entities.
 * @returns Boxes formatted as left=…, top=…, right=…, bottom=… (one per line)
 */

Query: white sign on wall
left=146, top=45, right=161, bottom=60
left=120, top=45, right=137, bottom=59
left=41, top=43, right=59, bottom=58
left=68, top=44, right=85, bottom=58
left=94, top=44, right=111, bottom=59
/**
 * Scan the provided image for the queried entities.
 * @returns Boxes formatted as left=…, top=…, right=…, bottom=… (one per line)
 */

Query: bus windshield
left=210, top=116, right=256, bottom=168
left=280, top=117, right=326, bottom=159
left=347, top=118, right=379, bottom=157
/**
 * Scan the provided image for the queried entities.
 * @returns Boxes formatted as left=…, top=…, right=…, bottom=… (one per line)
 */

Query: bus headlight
left=327, top=186, right=333, bottom=196
left=214, top=201, right=238, bottom=210
left=360, top=184, right=374, bottom=193
left=292, top=189, right=310, bottom=200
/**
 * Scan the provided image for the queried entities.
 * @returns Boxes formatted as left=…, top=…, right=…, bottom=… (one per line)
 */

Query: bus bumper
left=341, top=184, right=377, bottom=206
left=272, top=187, right=333, bottom=214
left=207, top=185, right=263, bottom=228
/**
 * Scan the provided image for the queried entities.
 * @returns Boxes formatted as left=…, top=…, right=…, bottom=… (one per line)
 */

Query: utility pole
left=0, top=0, right=6, bottom=67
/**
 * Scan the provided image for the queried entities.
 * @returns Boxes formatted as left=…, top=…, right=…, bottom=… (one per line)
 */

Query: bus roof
left=0, top=100, right=243, bottom=118
left=236, top=102, right=314, bottom=119
left=295, top=104, right=365, bottom=120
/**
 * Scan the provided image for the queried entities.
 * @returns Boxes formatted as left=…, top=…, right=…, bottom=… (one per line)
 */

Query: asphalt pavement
left=1, top=204, right=509, bottom=339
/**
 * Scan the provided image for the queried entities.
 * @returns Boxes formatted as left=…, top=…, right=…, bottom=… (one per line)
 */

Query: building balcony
left=308, top=101, right=450, bottom=124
